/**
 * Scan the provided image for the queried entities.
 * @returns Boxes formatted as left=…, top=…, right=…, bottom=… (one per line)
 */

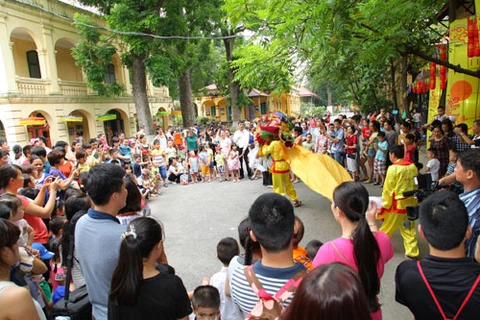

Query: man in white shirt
left=233, top=121, right=252, bottom=179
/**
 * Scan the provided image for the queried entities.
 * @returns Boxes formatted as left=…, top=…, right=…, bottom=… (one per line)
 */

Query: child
left=108, top=148, right=122, bottom=166
left=446, top=150, right=457, bottom=176
left=207, top=144, right=217, bottom=181
left=327, top=123, right=336, bottom=153
left=227, top=145, right=240, bottom=183
left=292, top=216, right=313, bottom=272
left=425, top=147, right=441, bottom=181
left=191, top=285, right=221, bottom=320
left=403, top=133, right=416, bottom=164
left=210, top=238, right=242, bottom=320
left=165, top=140, right=178, bottom=161
left=305, top=239, right=324, bottom=260
left=138, top=168, right=153, bottom=198
left=76, top=149, right=90, bottom=173
left=151, top=139, right=168, bottom=187
left=50, top=216, right=66, bottom=239
left=0, top=194, right=34, bottom=248
left=373, top=131, right=388, bottom=186
left=188, top=150, right=199, bottom=183
left=345, top=126, right=358, bottom=181
left=303, top=133, right=314, bottom=151
left=132, top=154, right=145, bottom=178
left=150, top=162, right=162, bottom=194
left=119, top=138, right=132, bottom=158
left=214, top=147, right=226, bottom=182
left=198, top=145, right=210, bottom=183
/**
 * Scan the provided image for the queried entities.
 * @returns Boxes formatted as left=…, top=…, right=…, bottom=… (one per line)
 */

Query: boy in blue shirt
left=374, top=131, right=388, bottom=187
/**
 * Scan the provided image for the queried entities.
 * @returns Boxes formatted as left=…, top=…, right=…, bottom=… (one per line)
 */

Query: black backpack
left=51, top=229, right=92, bottom=320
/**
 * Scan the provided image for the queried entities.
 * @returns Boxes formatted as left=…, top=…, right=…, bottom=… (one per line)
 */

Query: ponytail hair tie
left=121, top=225, right=137, bottom=240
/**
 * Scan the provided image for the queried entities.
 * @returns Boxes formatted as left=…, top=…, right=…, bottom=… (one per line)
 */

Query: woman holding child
left=313, top=182, right=393, bottom=320
left=0, top=164, right=60, bottom=245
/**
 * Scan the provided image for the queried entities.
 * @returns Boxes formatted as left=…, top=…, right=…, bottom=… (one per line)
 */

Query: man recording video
left=439, top=149, right=480, bottom=260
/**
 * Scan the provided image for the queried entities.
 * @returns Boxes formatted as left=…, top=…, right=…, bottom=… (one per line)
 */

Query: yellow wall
left=429, top=10, right=480, bottom=133
left=56, top=46, right=83, bottom=81
left=11, top=38, right=37, bottom=78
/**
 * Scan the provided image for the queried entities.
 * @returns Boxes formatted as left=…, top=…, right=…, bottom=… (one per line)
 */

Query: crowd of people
left=0, top=105, right=479, bottom=320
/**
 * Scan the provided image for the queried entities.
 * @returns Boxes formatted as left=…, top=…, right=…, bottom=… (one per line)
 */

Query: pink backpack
left=244, top=265, right=305, bottom=320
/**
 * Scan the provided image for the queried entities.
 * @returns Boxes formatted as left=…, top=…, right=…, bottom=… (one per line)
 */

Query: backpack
left=244, top=265, right=305, bottom=320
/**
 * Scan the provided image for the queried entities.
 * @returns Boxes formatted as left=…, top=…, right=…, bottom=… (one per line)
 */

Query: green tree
left=73, top=0, right=224, bottom=132
left=223, top=0, right=476, bottom=113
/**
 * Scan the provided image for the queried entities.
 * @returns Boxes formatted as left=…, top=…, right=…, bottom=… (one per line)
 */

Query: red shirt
left=404, top=145, right=416, bottom=163
left=18, top=195, right=49, bottom=244
left=362, top=127, right=372, bottom=140
left=346, top=134, right=358, bottom=154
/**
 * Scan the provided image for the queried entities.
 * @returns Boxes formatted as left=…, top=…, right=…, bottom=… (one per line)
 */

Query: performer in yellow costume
left=257, top=112, right=352, bottom=204
left=379, top=145, right=420, bottom=258
left=262, top=140, right=301, bottom=207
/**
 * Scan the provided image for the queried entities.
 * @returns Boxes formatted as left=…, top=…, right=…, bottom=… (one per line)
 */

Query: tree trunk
left=327, top=86, right=332, bottom=106
left=390, top=59, right=398, bottom=110
left=132, top=54, right=154, bottom=136
left=224, top=37, right=242, bottom=123
left=178, top=70, right=195, bottom=128
left=400, top=55, right=409, bottom=116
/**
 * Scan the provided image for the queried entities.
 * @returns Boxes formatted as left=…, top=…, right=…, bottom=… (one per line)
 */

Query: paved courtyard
left=149, top=177, right=428, bottom=320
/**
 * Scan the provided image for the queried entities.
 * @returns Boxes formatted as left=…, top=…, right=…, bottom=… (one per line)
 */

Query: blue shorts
left=367, top=148, right=376, bottom=158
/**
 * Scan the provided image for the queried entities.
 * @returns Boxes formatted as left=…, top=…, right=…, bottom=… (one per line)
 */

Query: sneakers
left=163, top=183, right=168, bottom=188
left=293, top=200, right=302, bottom=207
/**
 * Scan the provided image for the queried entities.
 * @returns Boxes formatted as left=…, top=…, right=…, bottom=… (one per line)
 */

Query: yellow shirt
left=77, top=162, right=90, bottom=173
left=382, top=159, right=418, bottom=213
left=262, top=140, right=290, bottom=173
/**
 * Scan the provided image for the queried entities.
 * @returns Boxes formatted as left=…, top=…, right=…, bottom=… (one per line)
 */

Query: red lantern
left=440, top=74, right=446, bottom=90
left=430, top=62, right=436, bottom=72
left=475, top=40, right=480, bottom=57
left=412, top=83, right=417, bottom=94
left=439, top=46, right=447, bottom=61
left=430, top=77, right=436, bottom=90
left=440, top=65, right=447, bottom=75
left=468, top=17, right=474, bottom=38
left=416, top=81, right=421, bottom=94
left=473, top=18, right=478, bottom=38
left=468, top=38, right=474, bottom=57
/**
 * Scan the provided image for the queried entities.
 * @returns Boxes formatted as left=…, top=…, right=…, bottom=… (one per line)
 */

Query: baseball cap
left=31, top=242, right=54, bottom=260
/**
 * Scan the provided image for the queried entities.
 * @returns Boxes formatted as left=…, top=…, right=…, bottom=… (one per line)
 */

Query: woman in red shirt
left=0, top=164, right=59, bottom=245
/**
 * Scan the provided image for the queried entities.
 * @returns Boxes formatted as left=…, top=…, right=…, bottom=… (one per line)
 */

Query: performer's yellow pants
left=380, top=211, right=419, bottom=258
left=272, top=172, right=298, bottom=201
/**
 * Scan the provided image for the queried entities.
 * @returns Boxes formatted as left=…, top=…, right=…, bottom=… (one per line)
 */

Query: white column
left=0, top=12, right=19, bottom=95
left=40, top=25, right=61, bottom=94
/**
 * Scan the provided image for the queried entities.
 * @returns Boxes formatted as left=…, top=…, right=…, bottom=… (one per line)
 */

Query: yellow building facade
left=195, top=85, right=301, bottom=122
left=0, top=0, right=172, bottom=147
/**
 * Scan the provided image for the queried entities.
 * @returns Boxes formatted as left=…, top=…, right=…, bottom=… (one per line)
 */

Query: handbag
left=51, top=227, right=92, bottom=320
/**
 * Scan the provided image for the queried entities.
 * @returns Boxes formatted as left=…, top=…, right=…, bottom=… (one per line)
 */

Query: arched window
left=26, top=50, right=41, bottom=79
left=104, top=64, right=116, bottom=84
left=211, top=106, right=217, bottom=117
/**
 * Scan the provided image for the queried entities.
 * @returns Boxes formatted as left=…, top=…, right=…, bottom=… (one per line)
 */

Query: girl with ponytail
left=312, top=182, right=393, bottom=320
left=108, top=217, right=191, bottom=320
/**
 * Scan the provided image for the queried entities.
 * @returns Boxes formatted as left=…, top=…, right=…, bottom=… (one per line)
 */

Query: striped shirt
left=230, top=260, right=306, bottom=317
left=461, top=187, right=480, bottom=259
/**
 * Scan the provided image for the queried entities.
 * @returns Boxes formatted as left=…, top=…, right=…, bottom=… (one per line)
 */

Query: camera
left=403, top=173, right=438, bottom=222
